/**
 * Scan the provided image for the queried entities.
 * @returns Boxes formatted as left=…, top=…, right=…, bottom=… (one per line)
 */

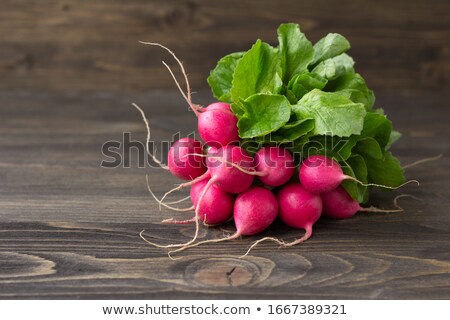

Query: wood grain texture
left=0, top=90, right=449, bottom=299
left=0, top=0, right=449, bottom=93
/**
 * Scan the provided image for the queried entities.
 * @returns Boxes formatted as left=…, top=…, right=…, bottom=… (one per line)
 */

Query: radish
left=140, top=42, right=239, bottom=147
left=167, top=137, right=206, bottom=180
left=277, top=183, right=322, bottom=242
left=233, top=186, right=278, bottom=236
left=167, top=186, right=278, bottom=256
left=321, top=186, right=404, bottom=219
left=206, top=145, right=255, bottom=194
left=300, top=154, right=418, bottom=194
left=299, top=155, right=345, bottom=194
left=321, top=186, right=360, bottom=219
left=188, top=179, right=235, bottom=225
left=198, top=102, right=239, bottom=147
left=254, top=146, right=295, bottom=186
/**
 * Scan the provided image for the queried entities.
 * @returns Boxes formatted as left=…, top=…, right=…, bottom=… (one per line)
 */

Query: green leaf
left=365, top=152, right=405, bottom=187
left=277, top=23, right=314, bottom=82
left=311, top=33, right=351, bottom=66
left=230, top=101, right=245, bottom=118
left=235, top=94, right=291, bottom=138
left=326, top=73, right=375, bottom=110
left=231, top=40, right=282, bottom=102
left=385, top=130, right=402, bottom=150
left=360, top=112, right=393, bottom=150
left=264, top=118, right=315, bottom=143
left=311, top=53, right=355, bottom=80
left=287, top=72, right=328, bottom=103
left=304, top=135, right=358, bottom=161
left=207, top=52, right=244, bottom=103
left=355, top=137, right=383, bottom=159
left=292, top=89, right=366, bottom=137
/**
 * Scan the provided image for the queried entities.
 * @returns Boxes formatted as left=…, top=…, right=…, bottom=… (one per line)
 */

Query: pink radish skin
left=254, top=146, right=295, bottom=187
left=198, top=102, right=239, bottom=148
left=206, top=145, right=255, bottom=193
left=189, top=179, right=234, bottom=225
left=167, top=138, right=206, bottom=180
left=234, top=187, right=279, bottom=236
left=299, top=154, right=347, bottom=194
left=300, top=154, right=418, bottom=194
left=321, top=186, right=403, bottom=219
left=321, top=186, right=361, bottom=219
left=277, top=182, right=322, bottom=241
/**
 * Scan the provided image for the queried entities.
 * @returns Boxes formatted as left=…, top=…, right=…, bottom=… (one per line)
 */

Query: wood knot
left=0, top=252, right=56, bottom=279
left=185, top=257, right=261, bottom=287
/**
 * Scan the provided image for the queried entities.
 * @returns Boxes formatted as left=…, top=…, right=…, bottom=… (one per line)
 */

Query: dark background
left=1, top=0, right=448, bottom=94
left=0, top=0, right=449, bottom=299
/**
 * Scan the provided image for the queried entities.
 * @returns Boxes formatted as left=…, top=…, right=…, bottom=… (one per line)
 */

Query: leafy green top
left=207, top=23, right=405, bottom=202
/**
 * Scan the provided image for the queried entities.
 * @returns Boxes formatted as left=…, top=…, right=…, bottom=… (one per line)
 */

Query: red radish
left=167, top=187, right=278, bottom=256
left=198, top=102, right=239, bottom=147
left=299, top=154, right=418, bottom=194
left=254, top=146, right=295, bottom=186
left=188, top=179, right=234, bottom=225
left=233, top=187, right=278, bottom=236
left=321, top=186, right=404, bottom=219
left=167, top=138, right=206, bottom=180
left=299, top=155, right=345, bottom=194
left=206, top=145, right=255, bottom=193
left=277, top=182, right=322, bottom=241
left=321, top=186, right=361, bottom=219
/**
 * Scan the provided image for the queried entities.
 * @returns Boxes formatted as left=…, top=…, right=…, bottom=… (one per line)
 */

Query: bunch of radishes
left=135, top=24, right=415, bottom=256
left=136, top=100, right=403, bottom=257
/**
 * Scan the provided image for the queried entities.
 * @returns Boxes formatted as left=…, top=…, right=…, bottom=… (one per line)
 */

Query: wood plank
left=0, top=90, right=449, bottom=298
left=0, top=0, right=448, bottom=92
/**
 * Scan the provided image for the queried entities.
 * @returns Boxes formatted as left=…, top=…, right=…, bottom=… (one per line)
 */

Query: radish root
left=162, top=217, right=196, bottom=224
left=139, top=42, right=203, bottom=115
left=165, top=195, right=191, bottom=205
left=158, top=171, right=210, bottom=208
left=240, top=226, right=313, bottom=258
left=168, top=232, right=241, bottom=258
left=362, top=193, right=423, bottom=213
left=146, top=175, right=193, bottom=212
left=344, top=176, right=420, bottom=190
left=403, top=154, right=443, bottom=170
left=131, top=103, right=168, bottom=170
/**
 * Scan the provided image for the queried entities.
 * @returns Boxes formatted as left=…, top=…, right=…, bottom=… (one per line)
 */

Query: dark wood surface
left=0, top=89, right=449, bottom=299
left=1, top=0, right=448, bottom=93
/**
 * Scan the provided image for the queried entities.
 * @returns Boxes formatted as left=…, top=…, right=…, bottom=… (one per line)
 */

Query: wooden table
left=0, top=90, right=449, bottom=299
